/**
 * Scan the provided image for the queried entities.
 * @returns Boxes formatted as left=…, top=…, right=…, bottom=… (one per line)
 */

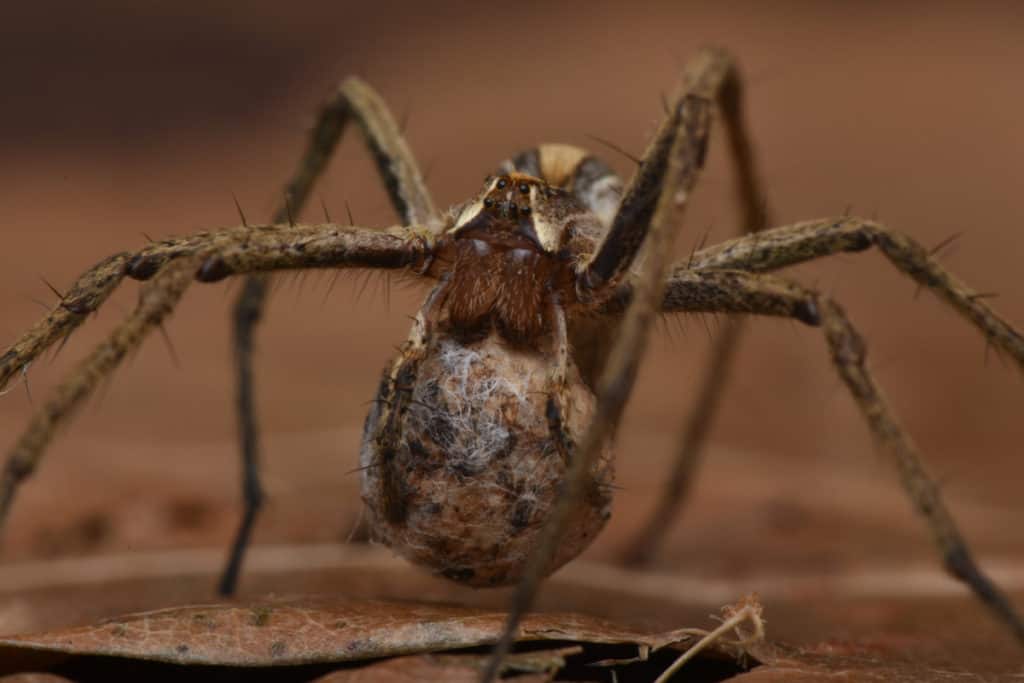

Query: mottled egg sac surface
left=359, top=171, right=616, bottom=587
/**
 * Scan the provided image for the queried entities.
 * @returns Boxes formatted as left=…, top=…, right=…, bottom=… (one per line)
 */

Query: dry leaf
left=731, top=640, right=1020, bottom=683
left=0, top=597, right=709, bottom=666
left=0, top=596, right=758, bottom=681
left=310, top=648, right=580, bottom=683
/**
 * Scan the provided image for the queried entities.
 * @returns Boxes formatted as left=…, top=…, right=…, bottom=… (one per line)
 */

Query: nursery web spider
left=0, top=48, right=1021, bottom=679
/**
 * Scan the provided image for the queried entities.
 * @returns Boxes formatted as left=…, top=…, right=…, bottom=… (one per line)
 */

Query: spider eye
left=518, top=183, right=529, bottom=194
left=483, top=198, right=494, bottom=208
left=521, top=205, right=531, bottom=215
left=496, top=178, right=508, bottom=189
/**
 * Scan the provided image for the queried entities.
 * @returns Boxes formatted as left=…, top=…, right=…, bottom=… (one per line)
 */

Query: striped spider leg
left=0, top=77, right=441, bottom=598
left=220, top=77, right=439, bottom=596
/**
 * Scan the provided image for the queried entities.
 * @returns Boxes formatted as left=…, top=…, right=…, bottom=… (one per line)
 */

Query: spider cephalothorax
left=429, top=172, right=599, bottom=346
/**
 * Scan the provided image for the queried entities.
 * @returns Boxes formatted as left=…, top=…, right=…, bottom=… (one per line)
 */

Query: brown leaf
left=0, top=596, right=739, bottom=668
left=310, top=648, right=580, bottom=683
left=732, top=640, right=1016, bottom=683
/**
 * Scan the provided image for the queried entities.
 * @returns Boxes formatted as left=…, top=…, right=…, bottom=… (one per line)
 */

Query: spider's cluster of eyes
left=482, top=177, right=533, bottom=217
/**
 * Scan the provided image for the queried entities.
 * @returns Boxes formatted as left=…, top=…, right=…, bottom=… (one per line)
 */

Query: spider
left=1, top=47, right=1022, bottom=679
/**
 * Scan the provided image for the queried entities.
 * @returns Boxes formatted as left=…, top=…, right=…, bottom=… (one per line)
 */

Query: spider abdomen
left=359, top=333, right=614, bottom=587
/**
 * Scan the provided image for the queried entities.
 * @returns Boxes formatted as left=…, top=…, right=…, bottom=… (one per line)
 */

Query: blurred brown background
left=1, top=0, right=1022, bottom=633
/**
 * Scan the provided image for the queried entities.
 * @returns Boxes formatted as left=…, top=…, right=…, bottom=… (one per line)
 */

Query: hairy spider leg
left=0, top=223, right=426, bottom=548
left=655, top=264, right=1024, bottom=643
left=624, top=46, right=774, bottom=567
left=481, top=61, right=717, bottom=681
left=685, top=216, right=1024, bottom=366
left=221, top=77, right=437, bottom=596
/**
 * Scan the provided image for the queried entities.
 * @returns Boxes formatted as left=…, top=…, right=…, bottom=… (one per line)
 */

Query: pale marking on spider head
left=450, top=174, right=566, bottom=253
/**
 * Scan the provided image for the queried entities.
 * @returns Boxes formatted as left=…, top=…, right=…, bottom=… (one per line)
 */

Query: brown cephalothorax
left=1, top=48, right=1023, bottom=680
left=430, top=172, right=604, bottom=347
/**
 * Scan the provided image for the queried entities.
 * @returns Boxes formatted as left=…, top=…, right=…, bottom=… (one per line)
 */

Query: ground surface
left=1, top=2, right=1023, bottom=680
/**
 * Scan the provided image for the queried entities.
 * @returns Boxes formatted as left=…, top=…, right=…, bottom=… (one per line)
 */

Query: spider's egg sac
left=359, top=334, right=614, bottom=587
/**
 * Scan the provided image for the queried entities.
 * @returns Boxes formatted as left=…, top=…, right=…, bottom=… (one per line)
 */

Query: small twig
left=653, top=595, right=765, bottom=683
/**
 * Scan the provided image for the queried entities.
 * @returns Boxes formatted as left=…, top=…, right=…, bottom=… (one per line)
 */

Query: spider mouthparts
left=455, top=211, right=546, bottom=254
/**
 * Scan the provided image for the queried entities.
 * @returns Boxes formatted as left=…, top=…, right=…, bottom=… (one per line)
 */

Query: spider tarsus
left=0, top=479, right=19, bottom=528
left=944, top=546, right=1024, bottom=643
left=219, top=275, right=269, bottom=597
left=234, top=455, right=266, bottom=566
left=0, top=451, right=35, bottom=526
left=218, top=493, right=263, bottom=597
